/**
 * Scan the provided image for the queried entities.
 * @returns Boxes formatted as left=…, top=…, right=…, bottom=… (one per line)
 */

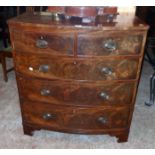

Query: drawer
left=22, top=101, right=130, bottom=131
left=18, top=76, right=135, bottom=106
left=77, top=31, right=144, bottom=56
left=12, top=30, right=74, bottom=56
left=14, top=52, right=139, bottom=81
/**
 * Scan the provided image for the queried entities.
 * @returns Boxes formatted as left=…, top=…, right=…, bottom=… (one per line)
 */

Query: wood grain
left=77, top=31, right=144, bottom=56
left=12, top=30, right=74, bottom=56
left=14, top=52, right=139, bottom=81
left=17, top=75, right=136, bottom=106
left=22, top=101, right=130, bottom=131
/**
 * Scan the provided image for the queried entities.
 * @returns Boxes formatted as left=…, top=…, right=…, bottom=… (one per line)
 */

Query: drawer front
left=18, top=76, right=135, bottom=106
left=22, top=101, right=130, bottom=131
left=14, top=52, right=139, bottom=81
left=77, top=31, right=144, bottom=56
left=12, top=30, right=74, bottom=56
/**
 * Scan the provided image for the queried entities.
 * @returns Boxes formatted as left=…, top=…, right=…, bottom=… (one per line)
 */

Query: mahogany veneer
left=8, top=12, right=149, bottom=143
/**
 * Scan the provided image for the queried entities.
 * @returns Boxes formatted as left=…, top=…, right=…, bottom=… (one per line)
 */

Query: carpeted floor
left=0, top=58, right=155, bottom=149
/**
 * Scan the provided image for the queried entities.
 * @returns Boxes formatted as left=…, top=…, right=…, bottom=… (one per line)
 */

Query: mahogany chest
left=8, top=12, right=149, bottom=143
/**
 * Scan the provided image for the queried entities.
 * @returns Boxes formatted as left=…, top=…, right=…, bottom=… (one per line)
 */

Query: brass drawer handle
left=103, top=39, right=117, bottom=50
left=97, top=116, right=107, bottom=124
left=39, top=64, right=49, bottom=73
left=28, top=65, right=49, bottom=73
left=40, top=89, right=51, bottom=96
left=36, top=36, right=48, bottom=49
left=101, top=67, right=113, bottom=75
left=99, top=92, right=109, bottom=100
left=28, top=67, right=34, bottom=71
left=42, top=113, right=55, bottom=120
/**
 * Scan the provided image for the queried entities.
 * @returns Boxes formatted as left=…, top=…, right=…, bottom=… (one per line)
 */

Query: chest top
left=8, top=12, right=149, bottom=31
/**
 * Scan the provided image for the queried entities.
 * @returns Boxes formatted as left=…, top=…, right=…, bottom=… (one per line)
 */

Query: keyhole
left=73, top=61, right=77, bottom=65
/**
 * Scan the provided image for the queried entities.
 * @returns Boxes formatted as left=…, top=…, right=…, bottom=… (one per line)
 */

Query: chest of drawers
left=8, top=12, right=149, bottom=143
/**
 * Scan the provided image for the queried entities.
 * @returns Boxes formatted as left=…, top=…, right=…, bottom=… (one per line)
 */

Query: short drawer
left=14, top=52, right=139, bottom=81
left=18, top=76, right=135, bottom=106
left=77, top=31, right=144, bottom=56
left=12, top=30, right=74, bottom=56
left=22, top=101, right=130, bottom=131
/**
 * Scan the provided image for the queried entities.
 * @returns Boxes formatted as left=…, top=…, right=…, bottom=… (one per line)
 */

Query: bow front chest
left=8, top=12, right=148, bottom=142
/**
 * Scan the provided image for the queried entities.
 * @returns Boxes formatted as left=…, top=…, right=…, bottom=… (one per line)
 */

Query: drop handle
left=36, top=36, right=48, bottom=49
left=42, top=113, right=55, bottom=120
left=101, top=67, right=113, bottom=75
left=38, top=64, right=49, bottom=73
left=97, top=116, right=107, bottom=124
left=28, top=66, right=34, bottom=71
left=103, top=39, right=117, bottom=50
left=99, top=92, right=109, bottom=100
left=28, top=65, right=49, bottom=73
left=40, top=89, right=51, bottom=96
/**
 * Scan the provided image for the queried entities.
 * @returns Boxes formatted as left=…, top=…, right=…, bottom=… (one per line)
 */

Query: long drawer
left=22, top=101, right=130, bottom=132
left=17, top=76, right=135, bottom=106
left=14, top=52, right=139, bottom=81
left=12, top=30, right=74, bottom=56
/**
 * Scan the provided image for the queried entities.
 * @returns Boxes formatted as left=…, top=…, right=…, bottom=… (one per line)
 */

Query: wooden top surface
left=8, top=12, right=149, bottom=31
